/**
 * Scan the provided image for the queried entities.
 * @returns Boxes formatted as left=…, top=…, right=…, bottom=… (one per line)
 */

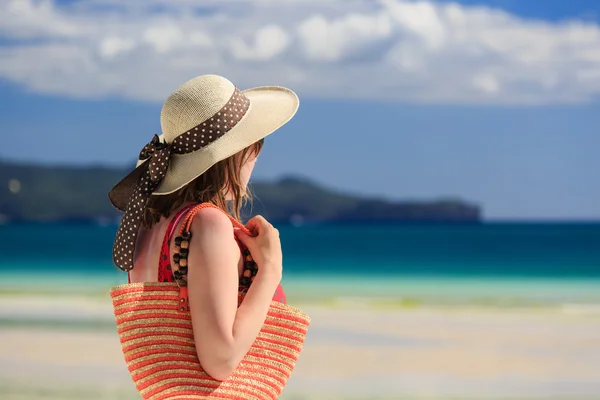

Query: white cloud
left=473, top=73, right=500, bottom=94
left=0, top=0, right=599, bottom=105
left=1, top=0, right=80, bottom=38
left=383, top=0, right=446, bottom=49
left=230, top=25, right=290, bottom=61
left=99, top=36, right=135, bottom=59
left=143, top=25, right=184, bottom=54
left=297, top=12, right=392, bottom=62
left=189, top=31, right=212, bottom=48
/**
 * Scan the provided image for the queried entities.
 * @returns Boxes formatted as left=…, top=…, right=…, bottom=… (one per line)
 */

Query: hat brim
left=108, top=85, right=299, bottom=210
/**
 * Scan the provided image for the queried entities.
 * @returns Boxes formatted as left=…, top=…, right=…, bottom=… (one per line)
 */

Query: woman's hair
left=141, top=138, right=264, bottom=228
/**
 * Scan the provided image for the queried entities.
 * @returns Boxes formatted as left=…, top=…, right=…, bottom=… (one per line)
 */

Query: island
left=0, top=160, right=481, bottom=224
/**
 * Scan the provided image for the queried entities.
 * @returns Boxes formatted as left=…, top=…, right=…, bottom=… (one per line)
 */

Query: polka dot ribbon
left=112, top=88, right=251, bottom=272
left=139, top=134, right=173, bottom=183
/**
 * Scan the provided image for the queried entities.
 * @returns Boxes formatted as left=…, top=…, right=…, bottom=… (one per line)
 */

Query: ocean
left=2, top=221, right=599, bottom=308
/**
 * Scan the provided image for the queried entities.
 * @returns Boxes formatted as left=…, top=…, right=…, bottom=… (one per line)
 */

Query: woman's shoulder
left=186, top=205, right=239, bottom=266
left=189, top=206, right=234, bottom=236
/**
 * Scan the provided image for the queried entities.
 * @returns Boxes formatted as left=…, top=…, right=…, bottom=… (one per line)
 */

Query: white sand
left=0, top=295, right=599, bottom=399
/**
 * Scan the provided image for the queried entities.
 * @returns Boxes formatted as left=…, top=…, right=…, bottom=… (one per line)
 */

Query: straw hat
left=109, top=74, right=299, bottom=271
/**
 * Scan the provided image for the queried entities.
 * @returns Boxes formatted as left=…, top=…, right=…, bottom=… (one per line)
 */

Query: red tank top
left=156, top=204, right=286, bottom=303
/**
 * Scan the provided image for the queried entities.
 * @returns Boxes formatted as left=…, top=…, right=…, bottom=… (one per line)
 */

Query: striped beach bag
left=110, top=204, right=311, bottom=399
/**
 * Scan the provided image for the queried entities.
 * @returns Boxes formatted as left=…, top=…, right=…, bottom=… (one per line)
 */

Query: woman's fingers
left=233, top=228, right=251, bottom=245
left=244, top=215, right=271, bottom=236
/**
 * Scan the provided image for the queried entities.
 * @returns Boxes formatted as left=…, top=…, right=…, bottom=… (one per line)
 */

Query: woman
left=108, top=74, right=299, bottom=383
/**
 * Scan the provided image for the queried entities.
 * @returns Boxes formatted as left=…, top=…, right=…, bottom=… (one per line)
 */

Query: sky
left=1, top=0, right=599, bottom=220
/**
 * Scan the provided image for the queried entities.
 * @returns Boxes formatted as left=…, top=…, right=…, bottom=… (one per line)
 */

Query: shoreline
left=2, top=290, right=600, bottom=323
left=2, top=273, right=600, bottom=319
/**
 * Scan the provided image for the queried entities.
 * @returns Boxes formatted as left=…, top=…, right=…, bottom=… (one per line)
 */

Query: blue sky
left=438, top=0, right=599, bottom=22
left=1, top=0, right=599, bottom=220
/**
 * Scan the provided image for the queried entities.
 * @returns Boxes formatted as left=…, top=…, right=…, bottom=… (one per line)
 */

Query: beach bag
left=110, top=203, right=311, bottom=399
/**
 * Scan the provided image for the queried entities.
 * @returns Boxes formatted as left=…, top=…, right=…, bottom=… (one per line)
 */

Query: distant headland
left=0, top=160, right=481, bottom=224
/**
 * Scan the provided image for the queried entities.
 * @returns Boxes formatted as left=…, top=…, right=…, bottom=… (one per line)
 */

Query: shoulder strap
left=167, top=204, right=196, bottom=244
left=181, top=203, right=251, bottom=236
left=156, top=204, right=196, bottom=282
left=170, top=202, right=253, bottom=287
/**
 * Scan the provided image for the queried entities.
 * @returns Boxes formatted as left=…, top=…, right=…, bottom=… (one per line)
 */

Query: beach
left=1, top=291, right=599, bottom=400
left=2, top=222, right=599, bottom=398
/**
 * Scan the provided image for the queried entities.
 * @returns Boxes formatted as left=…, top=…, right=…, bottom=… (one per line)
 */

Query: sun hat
left=108, top=74, right=299, bottom=272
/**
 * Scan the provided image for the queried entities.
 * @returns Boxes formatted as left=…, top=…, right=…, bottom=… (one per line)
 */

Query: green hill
left=0, top=160, right=481, bottom=224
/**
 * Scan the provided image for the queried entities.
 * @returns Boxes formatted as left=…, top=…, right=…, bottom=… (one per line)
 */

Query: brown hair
left=141, top=139, right=264, bottom=228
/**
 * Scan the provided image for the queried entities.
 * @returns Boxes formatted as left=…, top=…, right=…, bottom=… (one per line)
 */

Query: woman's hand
left=234, top=215, right=282, bottom=281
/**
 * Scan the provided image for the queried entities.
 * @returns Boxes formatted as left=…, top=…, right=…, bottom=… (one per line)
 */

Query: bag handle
left=171, top=202, right=255, bottom=288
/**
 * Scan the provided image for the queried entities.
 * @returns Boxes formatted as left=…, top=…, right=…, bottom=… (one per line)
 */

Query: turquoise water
left=2, top=222, right=599, bottom=306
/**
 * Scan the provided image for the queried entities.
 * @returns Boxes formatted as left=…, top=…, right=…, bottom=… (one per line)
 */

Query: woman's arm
left=186, top=208, right=281, bottom=381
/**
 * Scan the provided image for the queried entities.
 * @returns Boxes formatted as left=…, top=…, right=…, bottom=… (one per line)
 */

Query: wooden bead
left=243, top=269, right=251, bottom=277
left=181, top=240, right=189, bottom=249
left=180, top=258, right=187, bottom=267
left=174, top=245, right=181, bottom=253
